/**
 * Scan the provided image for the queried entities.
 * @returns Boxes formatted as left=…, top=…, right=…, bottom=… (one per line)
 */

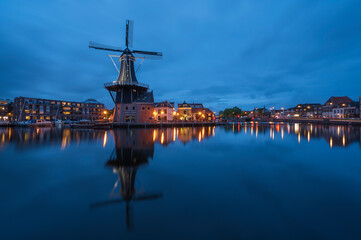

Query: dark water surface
left=1, top=123, right=361, bottom=239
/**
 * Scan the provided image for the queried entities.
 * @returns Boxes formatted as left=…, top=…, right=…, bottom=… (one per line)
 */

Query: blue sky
left=1, top=0, right=361, bottom=111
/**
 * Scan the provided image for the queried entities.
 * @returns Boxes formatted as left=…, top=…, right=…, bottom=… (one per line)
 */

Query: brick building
left=14, top=97, right=105, bottom=121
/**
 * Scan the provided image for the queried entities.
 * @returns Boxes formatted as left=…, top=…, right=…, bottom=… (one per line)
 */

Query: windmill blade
left=133, top=50, right=162, bottom=56
left=126, top=20, right=134, bottom=48
left=89, top=41, right=124, bottom=53
left=90, top=198, right=125, bottom=209
left=133, top=50, right=163, bottom=60
left=133, top=193, right=163, bottom=201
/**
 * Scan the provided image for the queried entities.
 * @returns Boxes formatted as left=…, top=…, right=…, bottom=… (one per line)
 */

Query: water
left=0, top=123, right=361, bottom=239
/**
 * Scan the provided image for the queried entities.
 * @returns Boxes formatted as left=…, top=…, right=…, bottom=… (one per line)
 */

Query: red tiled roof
left=324, top=96, right=353, bottom=105
left=154, top=100, right=174, bottom=108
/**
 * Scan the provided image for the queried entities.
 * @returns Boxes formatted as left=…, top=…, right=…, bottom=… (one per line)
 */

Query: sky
left=1, top=0, right=361, bottom=112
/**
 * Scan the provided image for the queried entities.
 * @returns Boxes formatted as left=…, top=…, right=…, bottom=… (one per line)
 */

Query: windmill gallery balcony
left=104, top=81, right=149, bottom=91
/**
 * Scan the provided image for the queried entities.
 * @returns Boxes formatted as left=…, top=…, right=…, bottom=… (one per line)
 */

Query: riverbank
left=0, top=121, right=227, bottom=129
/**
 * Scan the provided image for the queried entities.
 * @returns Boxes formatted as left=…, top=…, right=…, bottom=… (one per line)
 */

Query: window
left=158, top=109, right=161, bottom=114
left=148, top=107, right=150, bottom=110
left=133, top=107, right=135, bottom=110
left=126, top=107, right=128, bottom=110
left=142, top=107, right=145, bottom=110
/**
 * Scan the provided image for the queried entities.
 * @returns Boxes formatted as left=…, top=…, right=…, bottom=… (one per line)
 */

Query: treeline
left=219, top=106, right=269, bottom=118
left=219, top=107, right=245, bottom=118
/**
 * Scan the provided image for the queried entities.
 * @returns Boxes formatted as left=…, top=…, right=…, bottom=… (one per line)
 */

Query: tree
left=220, top=107, right=243, bottom=118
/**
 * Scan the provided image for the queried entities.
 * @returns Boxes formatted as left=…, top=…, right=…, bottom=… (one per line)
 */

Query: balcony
left=104, top=81, right=149, bottom=89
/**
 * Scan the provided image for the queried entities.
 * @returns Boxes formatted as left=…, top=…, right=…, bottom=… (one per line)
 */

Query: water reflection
left=91, top=129, right=162, bottom=230
left=225, top=122, right=361, bottom=148
left=1, top=125, right=361, bottom=238
left=1, top=124, right=361, bottom=151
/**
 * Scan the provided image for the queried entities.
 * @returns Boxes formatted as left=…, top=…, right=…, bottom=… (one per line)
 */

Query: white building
left=154, top=100, right=175, bottom=122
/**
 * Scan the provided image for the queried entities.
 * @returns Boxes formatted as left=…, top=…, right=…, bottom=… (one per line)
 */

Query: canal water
left=0, top=123, right=361, bottom=239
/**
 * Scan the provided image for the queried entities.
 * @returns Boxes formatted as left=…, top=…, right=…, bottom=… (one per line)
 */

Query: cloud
left=1, top=0, right=361, bottom=111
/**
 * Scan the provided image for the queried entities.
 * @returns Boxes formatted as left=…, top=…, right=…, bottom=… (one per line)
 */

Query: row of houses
left=271, top=96, right=361, bottom=119
left=144, top=100, right=215, bottom=123
left=0, top=97, right=215, bottom=123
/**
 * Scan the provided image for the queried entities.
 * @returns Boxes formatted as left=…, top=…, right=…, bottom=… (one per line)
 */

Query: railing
left=104, top=81, right=149, bottom=88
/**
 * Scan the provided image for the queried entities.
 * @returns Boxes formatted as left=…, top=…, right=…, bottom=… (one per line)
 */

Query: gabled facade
left=177, top=101, right=214, bottom=122
left=322, top=96, right=358, bottom=118
left=177, top=101, right=192, bottom=121
left=154, top=100, right=175, bottom=122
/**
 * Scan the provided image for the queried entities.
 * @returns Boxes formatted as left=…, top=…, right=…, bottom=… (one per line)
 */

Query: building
left=290, top=103, right=322, bottom=118
left=0, top=99, right=13, bottom=121
left=154, top=100, right=175, bottom=122
left=322, top=96, right=359, bottom=118
left=14, top=97, right=105, bottom=121
left=177, top=101, right=192, bottom=121
left=359, top=97, right=361, bottom=119
left=176, top=101, right=215, bottom=122
left=249, top=107, right=271, bottom=119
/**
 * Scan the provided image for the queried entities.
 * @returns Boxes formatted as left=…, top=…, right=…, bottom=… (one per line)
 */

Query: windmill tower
left=89, top=20, right=162, bottom=123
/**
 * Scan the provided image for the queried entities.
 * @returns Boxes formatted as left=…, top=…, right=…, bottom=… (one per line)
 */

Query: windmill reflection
left=90, top=129, right=162, bottom=230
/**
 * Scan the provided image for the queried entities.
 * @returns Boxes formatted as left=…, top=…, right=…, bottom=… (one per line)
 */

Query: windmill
left=89, top=20, right=162, bottom=123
